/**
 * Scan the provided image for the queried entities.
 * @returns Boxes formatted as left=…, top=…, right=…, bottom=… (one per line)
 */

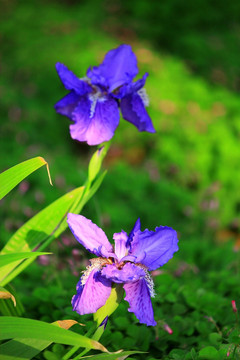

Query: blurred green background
left=0, top=0, right=240, bottom=359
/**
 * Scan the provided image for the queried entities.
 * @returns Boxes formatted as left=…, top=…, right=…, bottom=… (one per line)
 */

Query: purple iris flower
left=67, top=214, right=178, bottom=326
left=55, top=44, right=155, bottom=146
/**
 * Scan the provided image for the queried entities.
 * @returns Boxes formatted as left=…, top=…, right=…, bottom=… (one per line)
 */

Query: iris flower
left=67, top=214, right=178, bottom=326
left=55, top=44, right=155, bottom=146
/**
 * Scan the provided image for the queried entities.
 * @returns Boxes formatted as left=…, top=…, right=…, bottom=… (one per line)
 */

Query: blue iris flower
left=55, top=44, right=155, bottom=146
left=67, top=214, right=178, bottom=326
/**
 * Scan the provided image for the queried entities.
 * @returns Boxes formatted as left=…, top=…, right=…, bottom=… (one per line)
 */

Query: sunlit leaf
left=0, top=317, right=107, bottom=352
left=0, top=252, right=51, bottom=268
left=0, top=319, right=86, bottom=360
left=0, top=157, right=52, bottom=200
left=88, top=144, right=109, bottom=184
left=80, top=350, right=145, bottom=359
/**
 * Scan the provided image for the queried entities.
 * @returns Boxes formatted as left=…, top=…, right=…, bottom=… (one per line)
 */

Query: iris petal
left=87, top=44, right=138, bottom=92
left=72, top=269, right=112, bottom=315
left=67, top=214, right=113, bottom=257
left=70, top=95, right=120, bottom=146
left=101, top=263, right=145, bottom=283
left=120, top=92, right=155, bottom=133
left=54, top=91, right=79, bottom=118
left=130, top=226, right=179, bottom=271
left=124, top=278, right=156, bottom=326
left=56, top=62, right=91, bottom=95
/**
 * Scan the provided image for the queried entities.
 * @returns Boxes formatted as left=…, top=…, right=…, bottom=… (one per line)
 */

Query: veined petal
left=56, top=62, right=91, bottom=95
left=54, top=91, right=79, bottom=118
left=72, top=268, right=112, bottom=315
left=67, top=214, right=113, bottom=257
left=113, top=231, right=128, bottom=261
left=87, top=44, right=138, bottom=92
left=116, top=73, right=148, bottom=99
left=130, top=226, right=179, bottom=271
left=124, top=278, right=156, bottom=326
left=70, top=95, right=120, bottom=146
left=101, top=263, right=145, bottom=283
left=120, top=92, right=155, bottom=133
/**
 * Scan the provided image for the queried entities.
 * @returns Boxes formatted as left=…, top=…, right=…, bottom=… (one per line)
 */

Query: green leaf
left=0, top=287, right=16, bottom=306
left=198, top=346, right=219, bottom=360
left=0, top=319, right=82, bottom=360
left=0, top=317, right=107, bottom=352
left=94, top=284, right=124, bottom=327
left=0, top=252, right=51, bottom=268
left=80, top=351, right=145, bottom=360
left=88, top=144, right=109, bottom=184
left=0, top=157, right=52, bottom=200
left=0, top=186, right=84, bottom=285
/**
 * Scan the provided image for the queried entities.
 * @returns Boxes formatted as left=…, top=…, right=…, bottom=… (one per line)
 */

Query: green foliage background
left=0, top=0, right=240, bottom=359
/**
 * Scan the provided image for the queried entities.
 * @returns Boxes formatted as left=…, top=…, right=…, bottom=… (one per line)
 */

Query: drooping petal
left=130, top=226, right=179, bottom=271
left=54, top=91, right=79, bottom=118
left=70, top=95, right=120, bottom=146
left=124, top=278, right=156, bottom=326
left=120, top=92, right=155, bottom=133
left=101, top=263, right=145, bottom=283
left=56, top=62, right=91, bottom=95
left=67, top=214, right=113, bottom=257
left=113, top=231, right=128, bottom=261
left=72, top=269, right=112, bottom=315
left=87, top=44, right=138, bottom=92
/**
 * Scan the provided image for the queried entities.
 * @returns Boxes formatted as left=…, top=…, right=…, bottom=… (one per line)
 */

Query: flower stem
left=62, top=326, right=95, bottom=360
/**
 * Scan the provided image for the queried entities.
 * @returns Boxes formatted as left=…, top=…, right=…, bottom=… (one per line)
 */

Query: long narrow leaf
left=80, top=351, right=145, bottom=359
left=0, top=320, right=82, bottom=360
left=0, top=157, right=52, bottom=200
left=0, top=187, right=84, bottom=284
left=0, top=252, right=51, bottom=268
left=0, top=317, right=107, bottom=352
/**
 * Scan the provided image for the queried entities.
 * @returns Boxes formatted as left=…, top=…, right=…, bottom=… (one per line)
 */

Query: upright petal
left=127, top=218, right=141, bottom=249
left=72, top=269, right=112, bottom=315
left=67, top=214, right=113, bottom=257
left=113, top=231, right=128, bottom=261
left=70, top=95, right=120, bottom=146
left=130, top=226, right=179, bottom=271
left=87, top=45, right=138, bottom=92
left=101, top=263, right=145, bottom=283
left=56, top=62, right=91, bottom=95
left=124, top=278, right=156, bottom=326
left=54, top=91, right=79, bottom=118
left=120, top=92, right=155, bottom=133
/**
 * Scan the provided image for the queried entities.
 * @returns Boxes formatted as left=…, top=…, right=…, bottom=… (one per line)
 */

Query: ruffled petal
left=70, top=95, right=120, bottom=146
left=101, top=263, right=145, bottom=283
left=120, top=92, right=155, bottom=133
left=56, top=62, right=91, bottom=95
left=72, top=269, right=112, bottom=315
left=124, top=278, right=156, bottom=326
left=67, top=214, right=113, bottom=257
left=54, top=91, right=79, bottom=118
left=116, top=73, right=148, bottom=99
left=87, top=44, right=138, bottom=92
left=130, top=226, right=179, bottom=271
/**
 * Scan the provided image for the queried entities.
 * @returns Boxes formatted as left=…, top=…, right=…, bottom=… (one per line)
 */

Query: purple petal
left=70, top=95, right=120, bottom=146
left=87, top=45, right=138, bottom=92
left=127, top=218, right=141, bottom=249
left=67, top=214, right=113, bottom=257
left=130, top=226, right=179, bottom=271
left=113, top=231, right=128, bottom=261
left=116, top=73, right=148, bottom=99
left=120, top=92, right=155, bottom=133
left=56, top=62, right=91, bottom=95
left=54, top=91, right=79, bottom=118
left=124, top=278, right=156, bottom=326
left=101, top=263, right=145, bottom=283
left=72, top=269, right=112, bottom=315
